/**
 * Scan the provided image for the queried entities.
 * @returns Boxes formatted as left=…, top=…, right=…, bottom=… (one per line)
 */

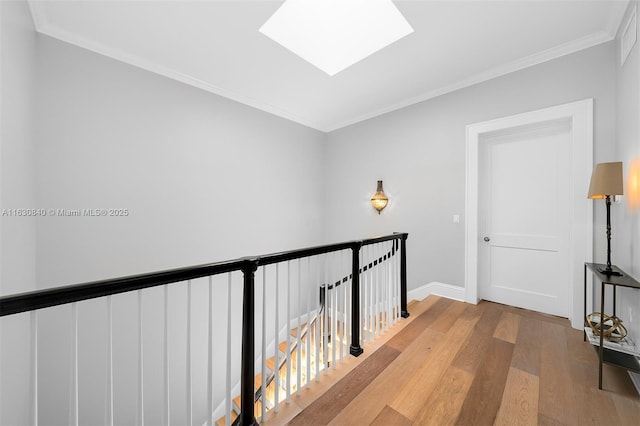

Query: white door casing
left=465, top=99, right=593, bottom=329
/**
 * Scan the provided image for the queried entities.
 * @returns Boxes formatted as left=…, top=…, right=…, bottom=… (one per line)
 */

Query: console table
left=583, top=263, right=640, bottom=389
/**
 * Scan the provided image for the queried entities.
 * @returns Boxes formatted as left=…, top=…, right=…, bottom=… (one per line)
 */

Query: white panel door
left=479, top=121, right=571, bottom=317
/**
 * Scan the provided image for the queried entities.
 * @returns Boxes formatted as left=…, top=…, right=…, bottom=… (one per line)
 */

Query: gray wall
left=35, top=36, right=326, bottom=289
left=0, top=0, right=38, bottom=424
left=324, top=42, right=617, bottom=293
left=32, top=34, right=326, bottom=425
left=614, top=1, right=640, bottom=351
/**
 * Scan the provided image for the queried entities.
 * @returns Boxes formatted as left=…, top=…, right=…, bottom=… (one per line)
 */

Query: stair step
left=253, top=372, right=263, bottom=390
left=265, top=354, right=285, bottom=372
left=289, top=322, right=311, bottom=338
left=232, top=396, right=263, bottom=418
left=214, top=411, right=237, bottom=426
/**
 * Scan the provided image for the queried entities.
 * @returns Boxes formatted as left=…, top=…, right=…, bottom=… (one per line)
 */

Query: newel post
left=350, top=241, right=364, bottom=357
left=400, top=234, right=410, bottom=318
left=237, top=258, right=259, bottom=426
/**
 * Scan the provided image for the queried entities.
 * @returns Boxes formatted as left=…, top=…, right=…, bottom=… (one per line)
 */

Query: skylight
left=259, top=0, right=414, bottom=76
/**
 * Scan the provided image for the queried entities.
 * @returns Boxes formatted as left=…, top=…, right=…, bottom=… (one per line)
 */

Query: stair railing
left=0, top=232, right=408, bottom=426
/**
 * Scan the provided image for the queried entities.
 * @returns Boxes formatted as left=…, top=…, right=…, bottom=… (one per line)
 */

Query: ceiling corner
left=27, top=0, right=48, bottom=33
left=606, top=0, right=632, bottom=39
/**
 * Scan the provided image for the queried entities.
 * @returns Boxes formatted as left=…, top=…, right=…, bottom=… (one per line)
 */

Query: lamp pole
left=605, top=195, right=613, bottom=273
left=601, top=195, right=622, bottom=276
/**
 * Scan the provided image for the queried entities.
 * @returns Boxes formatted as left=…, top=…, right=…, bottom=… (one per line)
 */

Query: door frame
left=465, top=99, right=593, bottom=329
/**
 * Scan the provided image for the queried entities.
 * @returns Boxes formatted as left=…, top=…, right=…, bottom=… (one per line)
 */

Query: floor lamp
left=588, top=161, right=624, bottom=276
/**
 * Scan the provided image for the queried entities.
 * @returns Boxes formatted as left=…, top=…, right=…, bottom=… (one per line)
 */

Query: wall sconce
left=370, top=180, right=388, bottom=214
left=588, top=161, right=624, bottom=276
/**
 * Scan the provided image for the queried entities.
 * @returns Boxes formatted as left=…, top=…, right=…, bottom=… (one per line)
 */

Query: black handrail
left=0, top=232, right=408, bottom=426
left=0, top=259, right=246, bottom=317
left=0, top=233, right=408, bottom=317
left=322, top=238, right=400, bottom=292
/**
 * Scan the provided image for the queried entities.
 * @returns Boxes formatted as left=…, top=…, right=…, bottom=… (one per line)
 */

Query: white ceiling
left=28, top=0, right=629, bottom=132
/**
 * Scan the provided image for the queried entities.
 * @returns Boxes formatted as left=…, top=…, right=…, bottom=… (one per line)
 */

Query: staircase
left=215, top=300, right=405, bottom=426
left=215, top=312, right=326, bottom=426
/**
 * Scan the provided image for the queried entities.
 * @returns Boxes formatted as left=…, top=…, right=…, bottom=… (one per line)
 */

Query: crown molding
left=606, top=0, right=631, bottom=38
left=326, top=30, right=614, bottom=132
left=26, top=1, right=621, bottom=134
left=27, top=0, right=46, bottom=32
left=26, top=2, right=326, bottom=132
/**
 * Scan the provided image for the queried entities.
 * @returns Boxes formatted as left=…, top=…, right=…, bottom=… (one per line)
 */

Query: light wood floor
left=262, top=296, right=640, bottom=425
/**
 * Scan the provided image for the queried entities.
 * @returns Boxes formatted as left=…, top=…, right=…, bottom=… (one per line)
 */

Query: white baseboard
left=407, top=282, right=466, bottom=302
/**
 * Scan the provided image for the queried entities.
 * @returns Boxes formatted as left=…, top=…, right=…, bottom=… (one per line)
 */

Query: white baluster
left=70, top=302, right=78, bottom=426
left=368, top=246, right=372, bottom=340
left=346, top=249, right=351, bottom=359
left=315, top=256, right=320, bottom=382
left=296, top=258, right=302, bottom=396
left=306, top=257, right=311, bottom=389
left=261, top=267, right=267, bottom=421
left=381, top=243, right=385, bottom=331
left=385, top=242, right=391, bottom=330
left=286, top=261, right=291, bottom=403
left=391, top=241, right=395, bottom=324
left=274, top=263, right=280, bottom=411
left=186, top=281, right=192, bottom=426
left=339, top=251, right=344, bottom=364
left=207, top=277, right=213, bottom=426
left=225, top=274, right=232, bottom=426
left=106, top=297, right=113, bottom=426
left=31, top=311, right=38, bottom=426
left=138, top=291, right=144, bottom=426
left=163, top=286, right=170, bottom=426
left=373, top=245, right=378, bottom=340
left=323, top=254, right=328, bottom=376
left=366, top=245, right=372, bottom=344
left=331, top=252, right=337, bottom=369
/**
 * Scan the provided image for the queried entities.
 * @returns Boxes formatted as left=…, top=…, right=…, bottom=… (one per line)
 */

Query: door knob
left=483, top=236, right=490, bottom=242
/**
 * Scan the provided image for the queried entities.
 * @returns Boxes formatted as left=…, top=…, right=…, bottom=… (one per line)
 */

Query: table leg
left=584, top=264, right=587, bottom=342
left=599, top=281, right=605, bottom=390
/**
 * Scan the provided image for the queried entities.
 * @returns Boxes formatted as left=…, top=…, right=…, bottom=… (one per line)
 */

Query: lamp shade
left=588, top=162, right=624, bottom=199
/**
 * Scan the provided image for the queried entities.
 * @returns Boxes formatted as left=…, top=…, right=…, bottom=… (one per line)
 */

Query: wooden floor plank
left=494, top=367, right=539, bottom=426
left=411, top=366, right=474, bottom=426
left=491, top=301, right=569, bottom=327
left=370, top=405, right=412, bottom=426
left=328, top=328, right=445, bottom=426
left=493, top=311, right=522, bottom=344
left=537, top=412, right=566, bottom=426
left=385, top=297, right=452, bottom=352
left=428, top=300, right=469, bottom=334
left=455, top=337, right=514, bottom=426
left=471, top=300, right=504, bottom=337
left=389, top=308, right=481, bottom=420
left=537, top=320, right=579, bottom=426
left=510, top=316, right=542, bottom=376
left=564, top=326, right=623, bottom=425
left=288, top=345, right=400, bottom=425
left=610, top=393, right=640, bottom=426
left=450, top=303, right=504, bottom=376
